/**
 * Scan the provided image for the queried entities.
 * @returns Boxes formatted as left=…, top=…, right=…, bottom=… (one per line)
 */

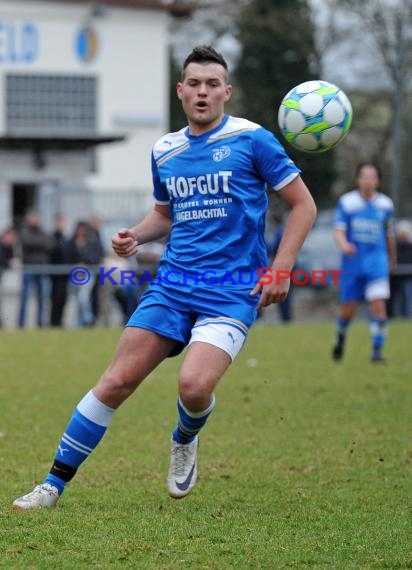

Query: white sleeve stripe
left=272, top=172, right=299, bottom=191
left=154, top=199, right=170, bottom=205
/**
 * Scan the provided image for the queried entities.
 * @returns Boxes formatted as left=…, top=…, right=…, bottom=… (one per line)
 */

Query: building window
left=6, top=74, right=97, bottom=134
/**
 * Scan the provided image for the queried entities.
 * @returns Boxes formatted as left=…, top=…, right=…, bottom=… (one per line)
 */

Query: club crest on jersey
left=213, top=145, right=231, bottom=162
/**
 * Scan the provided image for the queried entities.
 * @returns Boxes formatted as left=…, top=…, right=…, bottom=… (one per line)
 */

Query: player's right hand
left=112, top=228, right=138, bottom=257
left=342, top=242, right=356, bottom=256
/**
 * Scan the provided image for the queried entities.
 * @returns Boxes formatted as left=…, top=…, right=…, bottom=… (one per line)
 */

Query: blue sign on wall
left=75, top=27, right=98, bottom=63
left=0, top=21, right=38, bottom=64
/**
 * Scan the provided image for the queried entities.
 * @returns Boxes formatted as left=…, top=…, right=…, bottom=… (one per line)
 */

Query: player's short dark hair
left=356, top=161, right=382, bottom=181
left=182, top=45, right=228, bottom=80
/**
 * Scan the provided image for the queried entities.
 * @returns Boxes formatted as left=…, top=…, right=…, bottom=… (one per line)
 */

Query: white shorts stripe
left=189, top=318, right=248, bottom=361
left=365, top=278, right=390, bottom=301
left=193, top=316, right=248, bottom=334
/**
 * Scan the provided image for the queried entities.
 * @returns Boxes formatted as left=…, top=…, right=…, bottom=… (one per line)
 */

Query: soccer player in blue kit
left=13, top=46, right=316, bottom=509
left=332, top=162, right=396, bottom=363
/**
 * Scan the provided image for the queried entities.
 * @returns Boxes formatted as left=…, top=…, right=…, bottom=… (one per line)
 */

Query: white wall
left=87, top=7, right=170, bottom=191
left=0, top=0, right=171, bottom=194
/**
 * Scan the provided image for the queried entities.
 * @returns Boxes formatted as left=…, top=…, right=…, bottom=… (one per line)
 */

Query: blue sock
left=370, top=318, right=387, bottom=357
left=43, top=391, right=115, bottom=494
left=172, top=395, right=216, bottom=444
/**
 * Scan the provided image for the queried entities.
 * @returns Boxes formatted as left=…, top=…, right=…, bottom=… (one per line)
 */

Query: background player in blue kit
left=13, top=46, right=316, bottom=509
left=332, top=162, right=396, bottom=363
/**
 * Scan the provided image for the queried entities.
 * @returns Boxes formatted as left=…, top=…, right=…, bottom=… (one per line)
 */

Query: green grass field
left=0, top=322, right=411, bottom=569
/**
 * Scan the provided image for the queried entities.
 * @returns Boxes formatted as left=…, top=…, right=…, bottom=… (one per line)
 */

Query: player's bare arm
left=387, top=232, right=397, bottom=272
left=334, top=227, right=356, bottom=255
left=112, top=204, right=172, bottom=257
left=252, top=176, right=317, bottom=308
left=272, top=176, right=317, bottom=270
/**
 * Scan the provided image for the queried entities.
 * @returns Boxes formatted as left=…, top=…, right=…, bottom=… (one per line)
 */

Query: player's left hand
left=250, top=275, right=290, bottom=309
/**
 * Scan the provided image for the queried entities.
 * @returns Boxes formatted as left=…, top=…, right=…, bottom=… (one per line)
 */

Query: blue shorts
left=126, top=283, right=257, bottom=357
left=340, top=272, right=390, bottom=302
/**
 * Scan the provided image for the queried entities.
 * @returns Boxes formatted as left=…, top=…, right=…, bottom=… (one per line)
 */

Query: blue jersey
left=151, top=115, right=300, bottom=296
left=334, top=190, right=394, bottom=279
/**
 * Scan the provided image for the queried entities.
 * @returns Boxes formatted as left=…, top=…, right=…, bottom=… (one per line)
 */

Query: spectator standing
left=67, top=221, right=101, bottom=327
left=0, top=227, right=19, bottom=327
left=88, top=215, right=105, bottom=324
left=17, top=211, right=53, bottom=328
left=101, top=251, right=138, bottom=325
left=50, top=214, right=70, bottom=327
left=388, top=220, right=412, bottom=318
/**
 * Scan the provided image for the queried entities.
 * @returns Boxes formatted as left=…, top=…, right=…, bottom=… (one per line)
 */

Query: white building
left=0, top=0, right=193, bottom=232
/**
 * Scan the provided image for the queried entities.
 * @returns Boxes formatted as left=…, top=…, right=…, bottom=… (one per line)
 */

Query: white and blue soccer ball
left=277, top=80, right=353, bottom=153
